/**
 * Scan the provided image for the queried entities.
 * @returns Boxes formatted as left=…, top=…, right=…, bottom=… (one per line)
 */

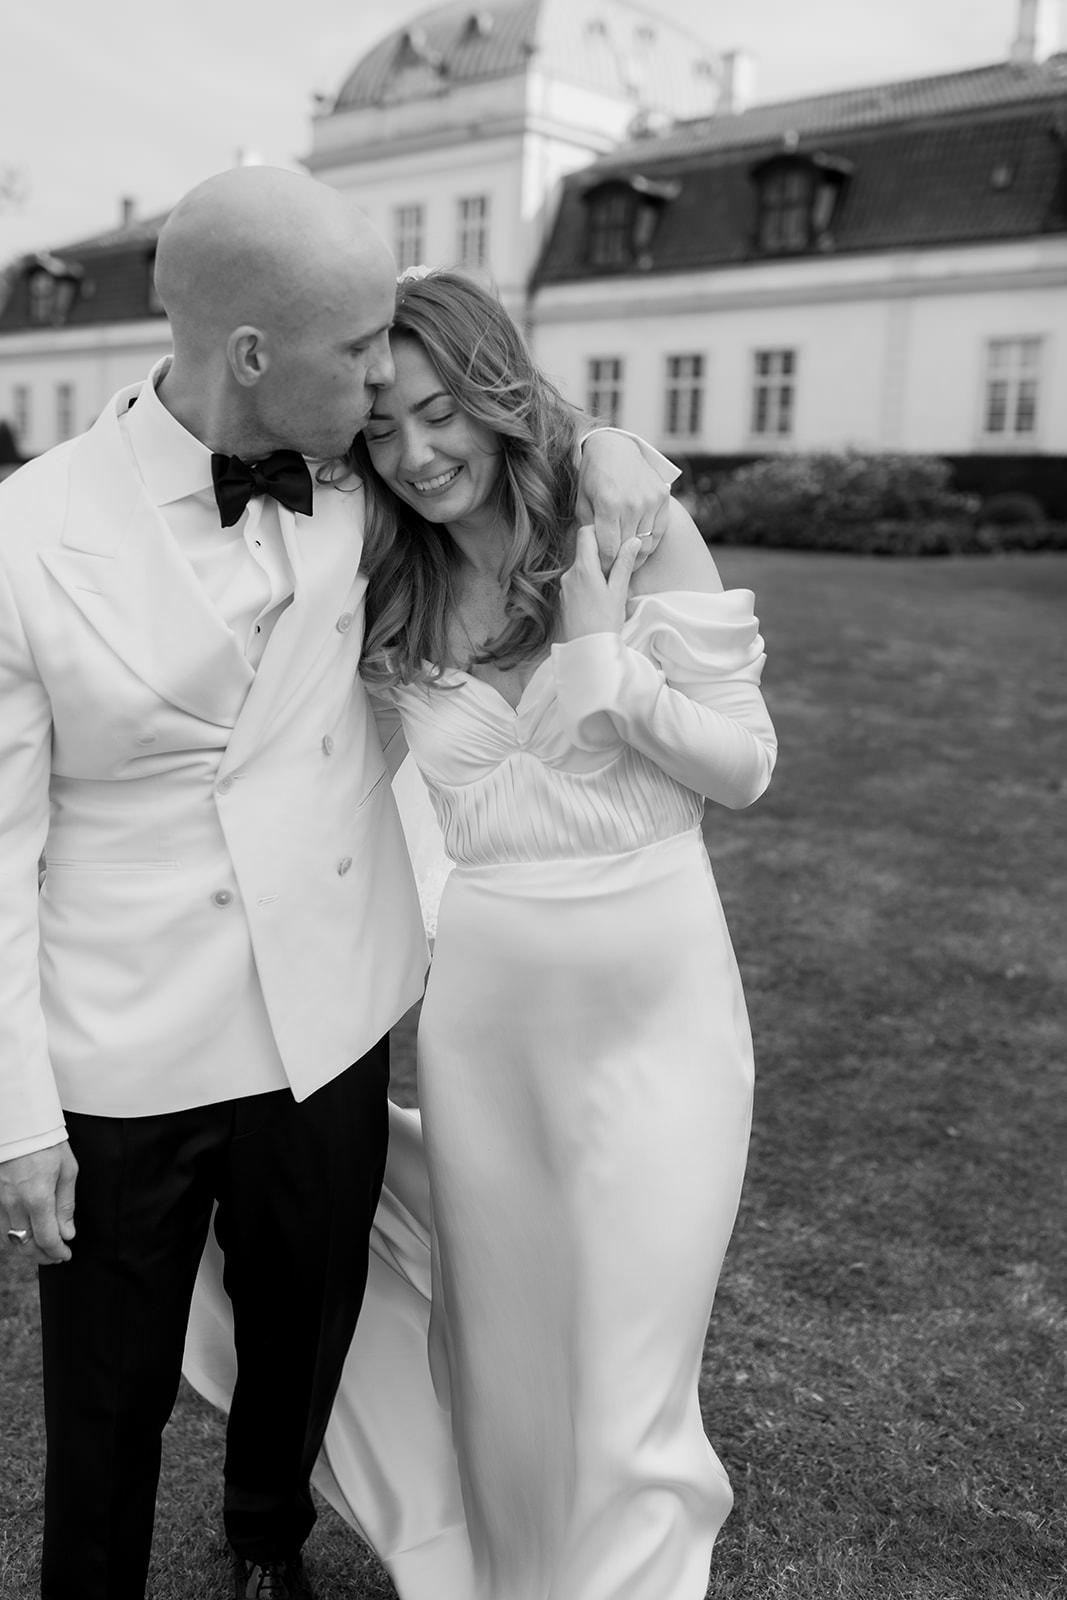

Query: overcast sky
left=1, top=0, right=1061, bottom=260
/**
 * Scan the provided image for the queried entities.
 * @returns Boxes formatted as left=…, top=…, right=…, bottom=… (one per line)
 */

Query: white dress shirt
left=120, top=360, right=294, bottom=670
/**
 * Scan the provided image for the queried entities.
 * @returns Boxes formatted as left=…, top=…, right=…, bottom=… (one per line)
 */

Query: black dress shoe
left=231, top=1549, right=312, bottom=1598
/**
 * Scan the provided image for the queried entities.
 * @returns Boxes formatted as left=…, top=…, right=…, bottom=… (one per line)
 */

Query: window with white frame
left=664, top=354, right=705, bottom=437
left=56, top=382, right=75, bottom=442
left=751, top=349, right=796, bottom=437
left=13, top=385, right=30, bottom=444
left=393, top=203, right=425, bottom=273
left=587, top=357, right=624, bottom=427
left=456, top=195, right=490, bottom=269
left=982, top=338, right=1041, bottom=439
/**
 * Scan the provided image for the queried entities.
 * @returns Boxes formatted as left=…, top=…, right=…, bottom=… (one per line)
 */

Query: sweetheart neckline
left=448, top=655, right=553, bottom=717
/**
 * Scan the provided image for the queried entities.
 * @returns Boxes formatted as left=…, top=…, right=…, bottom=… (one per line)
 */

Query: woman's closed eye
left=366, top=408, right=456, bottom=445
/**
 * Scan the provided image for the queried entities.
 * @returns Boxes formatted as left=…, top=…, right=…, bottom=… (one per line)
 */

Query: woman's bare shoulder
left=627, top=497, right=724, bottom=598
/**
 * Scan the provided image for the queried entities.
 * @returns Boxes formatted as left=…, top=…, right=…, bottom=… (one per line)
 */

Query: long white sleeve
left=0, top=561, right=67, bottom=1160
left=550, top=589, right=777, bottom=811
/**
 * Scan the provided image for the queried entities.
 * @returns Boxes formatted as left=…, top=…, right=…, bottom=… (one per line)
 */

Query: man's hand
left=0, top=1143, right=77, bottom=1265
left=575, top=431, right=671, bottom=571
left=560, top=526, right=644, bottom=643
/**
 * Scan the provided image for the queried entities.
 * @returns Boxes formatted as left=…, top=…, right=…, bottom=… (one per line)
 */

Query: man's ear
left=226, top=326, right=268, bottom=388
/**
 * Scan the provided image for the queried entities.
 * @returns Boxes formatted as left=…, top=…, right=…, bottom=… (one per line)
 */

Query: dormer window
left=397, top=26, right=443, bottom=72
left=583, top=176, right=680, bottom=270
left=759, top=165, right=814, bottom=252
left=28, top=269, right=58, bottom=325
left=26, top=254, right=82, bottom=326
left=588, top=189, right=632, bottom=267
left=464, top=9, right=493, bottom=37
left=751, top=151, right=852, bottom=255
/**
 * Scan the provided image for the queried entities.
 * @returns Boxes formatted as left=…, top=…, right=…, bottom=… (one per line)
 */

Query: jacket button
left=212, top=888, right=234, bottom=907
left=216, top=776, right=233, bottom=795
left=335, top=612, right=353, bottom=633
left=337, top=856, right=353, bottom=876
left=136, top=732, right=157, bottom=746
left=321, top=735, right=334, bottom=755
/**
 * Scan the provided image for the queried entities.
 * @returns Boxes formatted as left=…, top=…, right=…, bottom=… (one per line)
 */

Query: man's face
left=256, top=252, right=397, bottom=460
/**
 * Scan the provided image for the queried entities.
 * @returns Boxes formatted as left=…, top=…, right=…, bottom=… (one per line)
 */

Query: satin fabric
left=184, top=590, right=775, bottom=1600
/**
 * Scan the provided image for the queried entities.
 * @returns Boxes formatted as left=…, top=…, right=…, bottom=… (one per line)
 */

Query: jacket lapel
left=38, top=391, right=253, bottom=727
left=219, top=470, right=367, bottom=773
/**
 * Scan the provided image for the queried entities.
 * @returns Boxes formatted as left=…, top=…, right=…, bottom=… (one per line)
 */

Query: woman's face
left=362, top=337, right=503, bottom=535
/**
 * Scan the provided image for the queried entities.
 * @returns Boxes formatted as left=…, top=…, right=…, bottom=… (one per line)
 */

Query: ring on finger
left=6, top=1228, right=30, bottom=1245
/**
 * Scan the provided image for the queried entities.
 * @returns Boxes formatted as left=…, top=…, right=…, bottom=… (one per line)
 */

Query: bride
left=186, top=269, right=776, bottom=1600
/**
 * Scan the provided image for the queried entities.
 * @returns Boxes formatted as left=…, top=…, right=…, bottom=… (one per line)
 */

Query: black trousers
left=37, top=1040, right=390, bottom=1600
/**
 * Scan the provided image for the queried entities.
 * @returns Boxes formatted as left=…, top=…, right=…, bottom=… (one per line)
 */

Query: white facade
left=307, top=57, right=710, bottom=314
left=0, top=322, right=171, bottom=457
left=309, top=82, right=539, bottom=311
left=530, top=236, right=1067, bottom=456
left=2, top=1, right=1064, bottom=468
left=2, top=0, right=721, bottom=452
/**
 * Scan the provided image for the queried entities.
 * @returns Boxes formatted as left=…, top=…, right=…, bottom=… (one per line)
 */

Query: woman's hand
left=560, top=525, right=645, bottom=642
left=574, top=431, right=671, bottom=571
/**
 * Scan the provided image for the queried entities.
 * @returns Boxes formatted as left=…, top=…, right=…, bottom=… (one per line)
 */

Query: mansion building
left=2, top=0, right=1065, bottom=505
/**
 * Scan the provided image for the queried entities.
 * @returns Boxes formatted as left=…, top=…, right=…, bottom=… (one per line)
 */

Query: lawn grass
left=1, top=550, right=1064, bottom=1599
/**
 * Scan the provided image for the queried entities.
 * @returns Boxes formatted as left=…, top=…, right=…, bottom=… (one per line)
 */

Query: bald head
left=155, top=166, right=389, bottom=349
left=153, top=167, right=399, bottom=459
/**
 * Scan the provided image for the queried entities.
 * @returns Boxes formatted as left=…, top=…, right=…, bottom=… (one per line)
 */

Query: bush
left=691, top=451, right=978, bottom=552
left=942, top=453, right=1067, bottom=520
left=979, top=491, right=1044, bottom=526
left=684, top=451, right=1067, bottom=554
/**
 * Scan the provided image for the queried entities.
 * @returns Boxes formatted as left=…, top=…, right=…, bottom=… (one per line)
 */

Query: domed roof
left=331, top=0, right=720, bottom=118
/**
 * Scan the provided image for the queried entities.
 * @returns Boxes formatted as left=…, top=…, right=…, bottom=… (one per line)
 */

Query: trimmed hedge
left=682, top=450, right=1067, bottom=555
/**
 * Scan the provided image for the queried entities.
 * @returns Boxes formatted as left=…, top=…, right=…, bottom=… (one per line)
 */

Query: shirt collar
left=123, top=355, right=216, bottom=507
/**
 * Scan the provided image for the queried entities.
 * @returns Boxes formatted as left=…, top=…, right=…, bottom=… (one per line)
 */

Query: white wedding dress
left=184, top=588, right=776, bottom=1600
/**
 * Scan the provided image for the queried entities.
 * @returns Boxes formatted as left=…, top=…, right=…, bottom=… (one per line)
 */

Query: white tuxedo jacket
left=0, top=383, right=428, bottom=1158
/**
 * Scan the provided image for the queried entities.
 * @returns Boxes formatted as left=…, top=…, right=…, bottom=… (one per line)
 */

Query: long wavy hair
left=352, top=270, right=580, bottom=690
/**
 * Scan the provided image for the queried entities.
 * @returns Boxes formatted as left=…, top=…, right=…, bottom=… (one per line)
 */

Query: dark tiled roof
left=534, top=95, right=1067, bottom=284
left=54, top=212, right=169, bottom=253
left=599, top=55, right=1067, bottom=166
left=0, top=220, right=170, bottom=333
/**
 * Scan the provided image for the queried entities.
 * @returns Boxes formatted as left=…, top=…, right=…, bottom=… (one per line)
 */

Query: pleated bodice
left=386, top=589, right=771, bottom=869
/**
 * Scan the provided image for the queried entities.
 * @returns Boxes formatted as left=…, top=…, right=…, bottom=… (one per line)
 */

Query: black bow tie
left=210, top=449, right=314, bottom=528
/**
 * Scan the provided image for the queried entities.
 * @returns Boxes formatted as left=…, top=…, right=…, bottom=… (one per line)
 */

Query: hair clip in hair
left=397, top=264, right=433, bottom=285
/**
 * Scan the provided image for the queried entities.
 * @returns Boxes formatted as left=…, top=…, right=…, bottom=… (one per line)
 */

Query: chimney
left=1010, top=0, right=1060, bottom=63
left=718, top=50, right=754, bottom=115
left=120, top=196, right=136, bottom=228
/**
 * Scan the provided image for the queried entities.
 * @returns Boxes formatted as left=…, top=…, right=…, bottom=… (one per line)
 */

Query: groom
left=0, top=166, right=673, bottom=1600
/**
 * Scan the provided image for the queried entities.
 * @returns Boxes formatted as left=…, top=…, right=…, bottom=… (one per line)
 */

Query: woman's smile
left=408, top=465, right=463, bottom=496
left=364, top=338, right=502, bottom=535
